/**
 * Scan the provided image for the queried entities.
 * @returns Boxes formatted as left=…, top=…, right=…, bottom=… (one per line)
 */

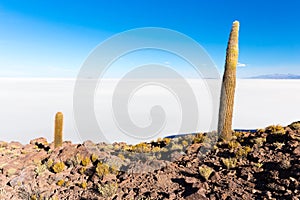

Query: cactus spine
left=54, top=112, right=63, bottom=148
left=218, top=21, right=240, bottom=141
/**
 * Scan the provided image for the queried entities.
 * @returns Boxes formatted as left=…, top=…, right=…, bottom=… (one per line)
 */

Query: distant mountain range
left=248, top=74, right=300, bottom=79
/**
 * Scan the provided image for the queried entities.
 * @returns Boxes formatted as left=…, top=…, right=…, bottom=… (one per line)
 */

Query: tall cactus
left=54, top=112, right=63, bottom=148
left=218, top=21, right=240, bottom=141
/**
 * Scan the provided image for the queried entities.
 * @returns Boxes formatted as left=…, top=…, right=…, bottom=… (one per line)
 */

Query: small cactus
left=218, top=21, right=240, bottom=141
left=54, top=112, right=63, bottom=148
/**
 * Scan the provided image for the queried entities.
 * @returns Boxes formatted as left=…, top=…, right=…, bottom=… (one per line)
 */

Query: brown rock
left=186, top=189, right=208, bottom=200
left=0, top=174, right=9, bottom=186
left=102, top=173, right=117, bottom=183
left=2, top=162, right=20, bottom=178
left=9, top=141, right=23, bottom=149
left=185, top=176, right=199, bottom=184
left=293, top=146, right=300, bottom=156
left=30, top=137, right=48, bottom=146
left=2, top=125, right=300, bottom=199
left=220, top=193, right=229, bottom=200
left=170, top=151, right=184, bottom=162
left=8, top=166, right=35, bottom=188
left=186, top=143, right=202, bottom=155
left=210, top=171, right=221, bottom=182
left=0, top=141, right=8, bottom=148
left=288, top=140, right=299, bottom=148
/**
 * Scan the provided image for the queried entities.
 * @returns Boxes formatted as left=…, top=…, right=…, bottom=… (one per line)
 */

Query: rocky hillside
left=0, top=122, right=300, bottom=200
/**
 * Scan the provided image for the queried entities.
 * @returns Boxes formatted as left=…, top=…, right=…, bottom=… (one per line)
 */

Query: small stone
left=221, top=193, right=228, bottom=199
left=186, top=143, right=202, bottom=155
left=186, top=162, right=192, bottom=168
left=209, top=194, right=217, bottom=200
left=30, top=137, right=48, bottom=146
left=186, top=189, right=207, bottom=200
left=83, top=140, right=95, bottom=147
left=0, top=141, right=8, bottom=148
left=170, top=151, right=184, bottom=162
left=169, top=193, right=176, bottom=199
left=210, top=172, right=220, bottom=182
left=6, top=168, right=17, bottom=177
left=185, top=176, right=198, bottom=184
left=9, top=141, right=22, bottom=149
left=288, top=140, right=299, bottom=148
left=280, top=159, right=291, bottom=169
left=293, top=146, right=300, bottom=156
left=102, top=173, right=117, bottom=183
left=8, top=177, right=22, bottom=188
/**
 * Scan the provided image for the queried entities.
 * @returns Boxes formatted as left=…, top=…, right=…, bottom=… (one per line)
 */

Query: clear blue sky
left=0, top=0, right=299, bottom=78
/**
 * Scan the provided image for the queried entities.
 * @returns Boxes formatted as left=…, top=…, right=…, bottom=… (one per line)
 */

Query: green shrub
left=52, top=161, right=65, bottom=173
left=96, top=162, right=110, bottom=177
left=265, top=125, right=285, bottom=135
left=162, top=138, right=171, bottom=145
left=193, top=133, right=206, bottom=144
left=30, top=194, right=43, bottom=200
left=74, top=154, right=83, bottom=166
left=109, top=164, right=119, bottom=175
left=46, top=159, right=54, bottom=169
left=273, top=142, right=285, bottom=149
left=254, top=162, right=263, bottom=168
left=222, top=158, right=237, bottom=169
left=34, top=164, right=47, bottom=176
left=56, top=179, right=65, bottom=186
left=252, top=137, right=266, bottom=146
left=81, top=156, right=91, bottom=166
left=228, top=140, right=240, bottom=149
left=233, top=131, right=243, bottom=138
left=132, top=142, right=151, bottom=153
left=289, top=122, right=300, bottom=130
left=97, top=182, right=118, bottom=198
left=170, top=143, right=183, bottom=151
left=79, top=167, right=87, bottom=175
left=117, top=153, right=126, bottom=160
left=199, top=165, right=214, bottom=180
left=235, top=146, right=251, bottom=158
left=91, top=154, right=98, bottom=163
left=181, top=140, right=189, bottom=146
left=80, top=181, right=87, bottom=189
left=6, top=168, right=16, bottom=177
left=151, top=146, right=161, bottom=153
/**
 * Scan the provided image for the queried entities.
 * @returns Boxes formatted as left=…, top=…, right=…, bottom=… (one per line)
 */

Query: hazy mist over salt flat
left=0, top=78, right=300, bottom=144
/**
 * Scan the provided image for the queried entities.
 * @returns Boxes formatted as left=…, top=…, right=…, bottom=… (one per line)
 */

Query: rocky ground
left=0, top=122, right=300, bottom=200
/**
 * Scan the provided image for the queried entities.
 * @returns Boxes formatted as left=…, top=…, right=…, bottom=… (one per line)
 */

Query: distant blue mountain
left=248, top=73, right=300, bottom=79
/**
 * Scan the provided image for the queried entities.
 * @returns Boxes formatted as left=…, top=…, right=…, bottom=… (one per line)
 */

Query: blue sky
left=0, top=0, right=299, bottom=78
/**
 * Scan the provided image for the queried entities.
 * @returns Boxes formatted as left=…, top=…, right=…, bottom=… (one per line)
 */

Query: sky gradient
left=0, top=0, right=299, bottom=78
